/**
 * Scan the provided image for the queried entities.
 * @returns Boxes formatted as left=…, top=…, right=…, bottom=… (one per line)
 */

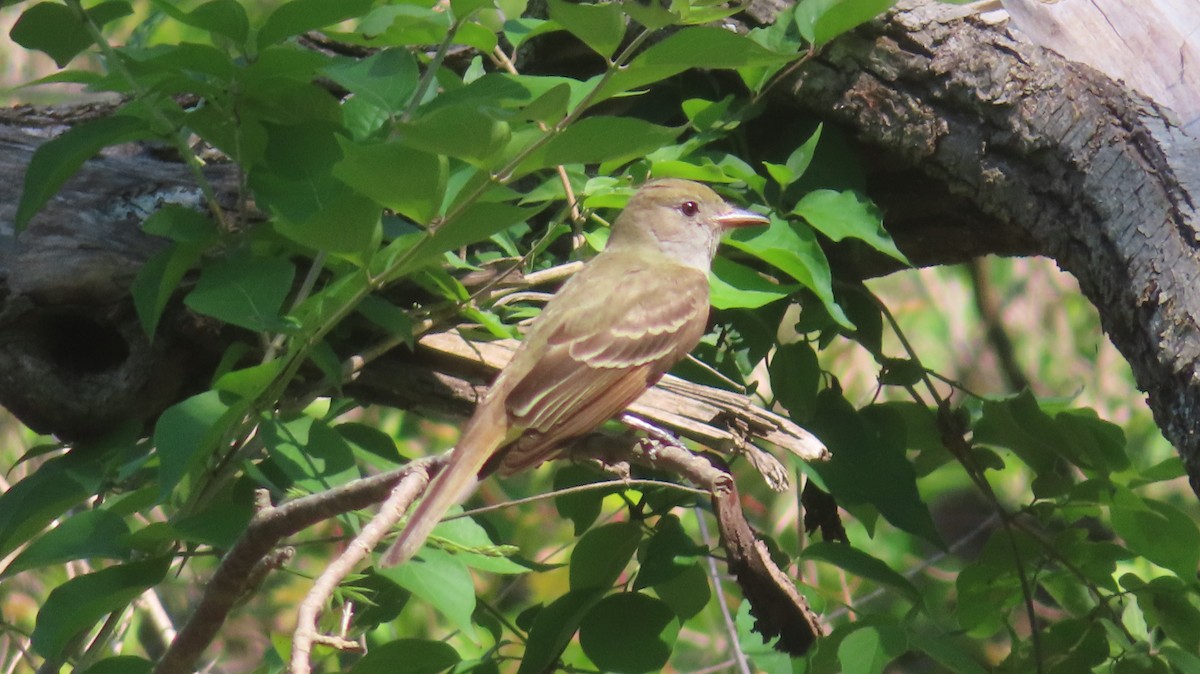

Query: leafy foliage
left=1, top=0, right=1197, bottom=673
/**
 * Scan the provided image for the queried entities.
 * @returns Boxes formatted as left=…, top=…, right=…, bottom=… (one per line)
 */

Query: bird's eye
left=679, top=201, right=700, bottom=217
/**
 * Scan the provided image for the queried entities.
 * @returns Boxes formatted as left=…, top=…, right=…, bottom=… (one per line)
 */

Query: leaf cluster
left=1, top=1, right=1198, bottom=673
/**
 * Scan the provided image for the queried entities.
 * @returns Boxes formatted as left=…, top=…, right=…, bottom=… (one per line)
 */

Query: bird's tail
left=380, top=402, right=510, bottom=567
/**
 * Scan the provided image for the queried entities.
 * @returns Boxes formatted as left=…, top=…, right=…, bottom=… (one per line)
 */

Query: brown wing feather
left=494, top=261, right=710, bottom=474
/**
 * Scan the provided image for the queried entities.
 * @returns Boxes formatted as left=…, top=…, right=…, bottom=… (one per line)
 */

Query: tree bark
left=2, top=1, right=1199, bottom=487
left=772, top=0, right=1200, bottom=490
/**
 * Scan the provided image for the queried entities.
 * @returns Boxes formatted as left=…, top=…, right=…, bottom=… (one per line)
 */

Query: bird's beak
left=714, top=207, right=770, bottom=229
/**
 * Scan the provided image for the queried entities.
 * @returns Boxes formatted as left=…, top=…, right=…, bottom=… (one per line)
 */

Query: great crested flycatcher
left=381, top=179, right=770, bottom=566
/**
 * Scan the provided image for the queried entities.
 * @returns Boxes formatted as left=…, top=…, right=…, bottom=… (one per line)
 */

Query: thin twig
left=290, top=462, right=436, bottom=674
left=695, top=505, right=753, bottom=674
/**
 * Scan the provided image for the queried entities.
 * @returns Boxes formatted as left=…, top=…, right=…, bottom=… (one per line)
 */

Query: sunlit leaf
left=725, top=216, right=852, bottom=327
left=793, top=189, right=908, bottom=264
left=257, top=0, right=374, bottom=48
left=570, top=521, right=642, bottom=590
left=2, top=510, right=132, bottom=577
left=334, top=138, right=447, bottom=225
left=184, top=255, right=296, bottom=332
left=380, top=547, right=478, bottom=639
left=32, top=557, right=170, bottom=659
left=794, top=0, right=897, bottom=47
left=547, top=0, right=625, bottom=59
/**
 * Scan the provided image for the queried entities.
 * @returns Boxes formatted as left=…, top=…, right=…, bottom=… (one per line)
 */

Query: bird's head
left=607, top=179, right=769, bottom=270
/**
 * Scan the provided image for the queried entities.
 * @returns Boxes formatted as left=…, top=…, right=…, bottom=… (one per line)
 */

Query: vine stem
left=873, top=291, right=1051, bottom=669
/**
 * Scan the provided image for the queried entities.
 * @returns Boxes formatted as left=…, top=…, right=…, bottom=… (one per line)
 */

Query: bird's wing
left=494, top=263, right=710, bottom=473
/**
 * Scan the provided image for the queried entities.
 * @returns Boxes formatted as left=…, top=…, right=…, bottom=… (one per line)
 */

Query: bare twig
left=696, top=505, right=753, bottom=674
left=290, top=462, right=437, bottom=674
left=153, top=457, right=444, bottom=674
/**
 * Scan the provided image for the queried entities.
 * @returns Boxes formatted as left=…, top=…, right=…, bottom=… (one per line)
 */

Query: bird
left=381, top=178, right=770, bottom=566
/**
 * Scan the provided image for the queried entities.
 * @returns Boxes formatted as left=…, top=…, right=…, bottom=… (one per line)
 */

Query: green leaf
left=0, top=452, right=99, bottom=561
left=334, top=138, right=447, bottom=225
left=250, top=121, right=383, bottom=253
left=517, top=588, right=606, bottom=674
left=420, top=201, right=547, bottom=261
left=794, top=0, right=897, bottom=47
left=794, top=189, right=908, bottom=263
left=349, top=639, right=460, bottom=674
left=171, top=477, right=256, bottom=547
left=596, top=26, right=791, bottom=100
left=554, top=464, right=615, bottom=535
left=579, top=593, right=679, bottom=673
left=651, top=562, right=710, bottom=620
left=1136, top=578, right=1200, bottom=652
left=709, top=257, right=798, bottom=310
left=570, top=521, right=642, bottom=590
left=11, top=1, right=132, bottom=67
left=142, top=205, right=219, bottom=242
left=272, top=182, right=382, bottom=254
left=521, top=82, right=572, bottom=124
left=397, top=106, right=510, bottom=167
left=340, top=5, right=451, bottom=46
left=955, top=533, right=1031, bottom=633
left=801, top=541, right=921, bottom=604
left=150, top=0, right=249, bottom=44
left=766, top=124, right=823, bottom=187
left=426, top=517, right=528, bottom=574
left=725, top=216, right=852, bottom=328
left=974, top=391, right=1063, bottom=474
left=132, top=241, right=207, bottom=338
left=379, top=547, right=477, bottom=639
left=322, top=48, right=419, bottom=114
left=1139, top=456, right=1185, bottom=484
left=257, top=0, right=374, bottom=48
left=837, top=622, right=907, bottom=674
left=2, top=510, right=131, bottom=578
left=186, top=0, right=249, bottom=43
left=356, top=296, right=416, bottom=348
left=769, top=340, right=820, bottom=419
left=524, top=116, right=682, bottom=173
left=547, top=0, right=626, bottom=59
left=451, top=0, right=494, bottom=19
left=78, top=656, right=153, bottom=674
left=214, top=360, right=285, bottom=399
left=907, top=631, right=988, bottom=674
left=1036, top=619, right=1108, bottom=673
left=16, top=115, right=152, bottom=228
left=681, top=96, right=734, bottom=132
left=787, top=123, right=823, bottom=178
left=634, top=515, right=702, bottom=589
left=154, top=389, right=238, bottom=499
left=1110, top=488, right=1200, bottom=579
left=184, top=255, right=296, bottom=332
left=262, top=417, right=358, bottom=492
left=809, top=391, right=943, bottom=545
left=1054, top=409, right=1131, bottom=474
left=32, top=557, right=170, bottom=659
left=619, top=0, right=678, bottom=29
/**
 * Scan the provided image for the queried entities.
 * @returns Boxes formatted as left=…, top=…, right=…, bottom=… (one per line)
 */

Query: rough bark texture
left=773, top=0, right=1200, bottom=489
left=2, top=2, right=1200, bottom=488
left=0, top=118, right=237, bottom=439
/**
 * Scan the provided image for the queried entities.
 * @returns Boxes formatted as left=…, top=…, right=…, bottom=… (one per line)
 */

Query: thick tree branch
left=775, top=0, right=1200, bottom=489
